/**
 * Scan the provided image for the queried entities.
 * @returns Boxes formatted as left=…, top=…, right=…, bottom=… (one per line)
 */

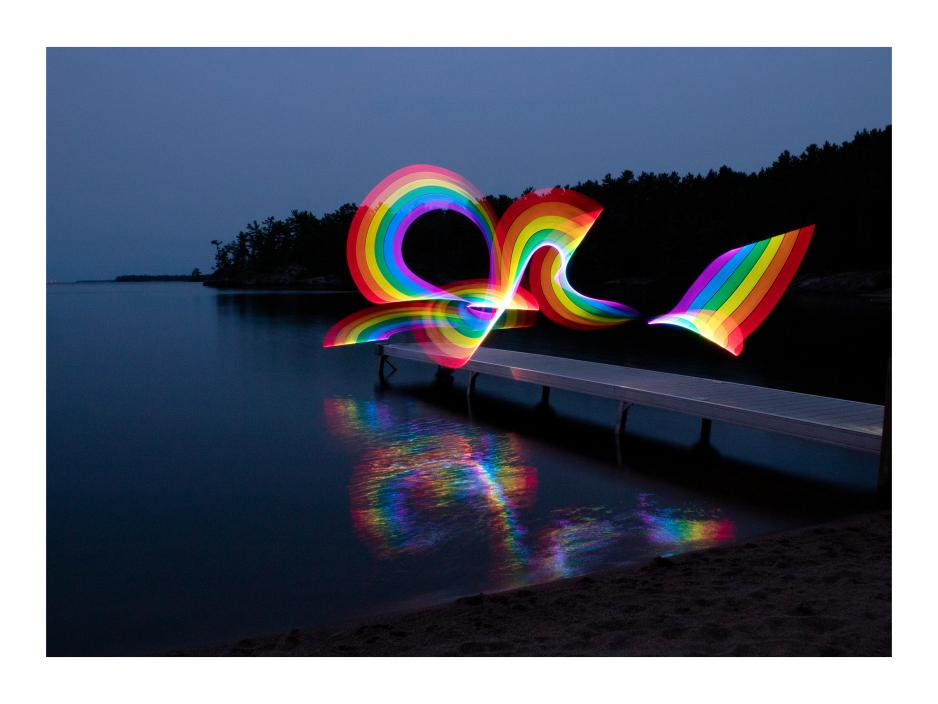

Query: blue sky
left=46, top=48, right=891, bottom=280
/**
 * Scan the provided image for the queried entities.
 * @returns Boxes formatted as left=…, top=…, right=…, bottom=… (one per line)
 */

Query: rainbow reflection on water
left=325, top=398, right=536, bottom=581
left=637, top=493, right=735, bottom=546
left=531, top=507, right=621, bottom=580
left=325, top=397, right=736, bottom=589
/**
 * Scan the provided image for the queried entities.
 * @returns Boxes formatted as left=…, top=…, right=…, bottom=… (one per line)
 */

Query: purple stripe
left=671, top=246, right=742, bottom=311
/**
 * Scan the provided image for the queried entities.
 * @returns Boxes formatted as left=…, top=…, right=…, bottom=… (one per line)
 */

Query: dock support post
left=467, top=371, right=479, bottom=402
left=616, top=402, right=633, bottom=436
left=698, top=418, right=712, bottom=447
left=878, top=360, right=891, bottom=502
left=539, top=385, right=551, bottom=407
left=466, top=371, right=480, bottom=417
left=376, top=345, right=396, bottom=384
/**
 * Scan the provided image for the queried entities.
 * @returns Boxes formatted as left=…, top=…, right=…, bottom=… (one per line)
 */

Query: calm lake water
left=47, top=283, right=886, bottom=655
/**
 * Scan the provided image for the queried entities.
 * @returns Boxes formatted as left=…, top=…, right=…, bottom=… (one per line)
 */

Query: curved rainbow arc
left=325, top=165, right=638, bottom=368
left=495, top=190, right=639, bottom=329
left=321, top=283, right=538, bottom=350
left=347, top=164, right=498, bottom=304
left=648, top=225, right=814, bottom=355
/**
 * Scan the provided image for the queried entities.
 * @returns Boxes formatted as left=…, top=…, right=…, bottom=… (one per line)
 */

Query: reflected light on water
left=325, top=397, right=736, bottom=589
left=638, top=494, right=736, bottom=547
left=325, top=398, right=536, bottom=580
left=532, top=507, right=621, bottom=580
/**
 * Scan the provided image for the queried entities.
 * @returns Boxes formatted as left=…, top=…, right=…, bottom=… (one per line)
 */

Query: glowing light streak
left=324, top=165, right=638, bottom=367
left=648, top=226, right=814, bottom=355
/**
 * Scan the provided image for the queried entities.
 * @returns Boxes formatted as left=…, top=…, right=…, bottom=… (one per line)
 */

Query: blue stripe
left=689, top=243, right=754, bottom=310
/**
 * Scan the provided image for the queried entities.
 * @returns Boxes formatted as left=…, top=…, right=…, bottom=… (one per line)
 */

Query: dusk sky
left=46, top=48, right=891, bottom=281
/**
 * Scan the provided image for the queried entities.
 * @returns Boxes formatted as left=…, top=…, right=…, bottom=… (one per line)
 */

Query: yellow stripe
left=495, top=201, right=585, bottom=275
left=504, top=216, right=588, bottom=291
left=709, top=233, right=784, bottom=327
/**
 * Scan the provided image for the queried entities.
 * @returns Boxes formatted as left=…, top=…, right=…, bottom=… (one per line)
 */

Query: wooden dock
left=376, top=343, right=885, bottom=456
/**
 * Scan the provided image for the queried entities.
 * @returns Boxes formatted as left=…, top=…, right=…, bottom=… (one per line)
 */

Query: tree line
left=207, top=126, right=890, bottom=304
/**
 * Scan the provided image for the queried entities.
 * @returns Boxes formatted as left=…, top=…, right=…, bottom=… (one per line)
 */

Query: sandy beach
left=181, top=509, right=890, bottom=657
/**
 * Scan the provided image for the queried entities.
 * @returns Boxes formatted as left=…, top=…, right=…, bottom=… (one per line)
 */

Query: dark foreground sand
left=182, top=510, right=890, bottom=656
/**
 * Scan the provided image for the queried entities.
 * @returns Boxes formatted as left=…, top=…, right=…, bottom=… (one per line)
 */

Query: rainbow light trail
left=323, top=164, right=638, bottom=368
left=648, top=225, right=814, bottom=355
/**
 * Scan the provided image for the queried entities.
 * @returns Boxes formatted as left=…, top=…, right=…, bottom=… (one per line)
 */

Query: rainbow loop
left=325, top=165, right=638, bottom=367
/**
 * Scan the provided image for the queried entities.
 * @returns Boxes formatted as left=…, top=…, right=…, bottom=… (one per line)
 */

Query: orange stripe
left=711, top=230, right=798, bottom=345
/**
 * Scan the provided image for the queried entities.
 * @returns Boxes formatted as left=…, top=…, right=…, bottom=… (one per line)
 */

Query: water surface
left=47, top=283, right=882, bottom=654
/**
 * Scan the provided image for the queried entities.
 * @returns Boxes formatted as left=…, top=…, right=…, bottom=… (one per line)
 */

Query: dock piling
left=467, top=371, right=480, bottom=401
left=878, top=360, right=891, bottom=502
left=540, top=385, right=551, bottom=407
left=699, top=418, right=713, bottom=447
left=376, top=345, right=396, bottom=383
left=616, top=401, right=633, bottom=436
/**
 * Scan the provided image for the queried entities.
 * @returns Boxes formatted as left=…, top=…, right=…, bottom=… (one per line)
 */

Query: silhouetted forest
left=206, top=127, right=890, bottom=309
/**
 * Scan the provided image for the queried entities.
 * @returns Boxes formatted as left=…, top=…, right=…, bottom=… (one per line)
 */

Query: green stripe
left=705, top=238, right=769, bottom=311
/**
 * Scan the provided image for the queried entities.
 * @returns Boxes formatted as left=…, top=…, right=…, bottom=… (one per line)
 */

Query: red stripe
left=735, top=225, right=814, bottom=343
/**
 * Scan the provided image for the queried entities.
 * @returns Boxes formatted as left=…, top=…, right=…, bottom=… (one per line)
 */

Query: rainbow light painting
left=648, top=225, right=814, bottom=355
left=324, top=165, right=638, bottom=368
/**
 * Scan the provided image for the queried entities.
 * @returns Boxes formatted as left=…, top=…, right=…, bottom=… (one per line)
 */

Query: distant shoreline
left=52, top=275, right=206, bottom=284
left=54, top=269, right=890, bottom=306
left=114, top=274, right=205, bottom=283
left=202, top=271, right=352, bottom=291
left=198, top=269, right=890, bottom=304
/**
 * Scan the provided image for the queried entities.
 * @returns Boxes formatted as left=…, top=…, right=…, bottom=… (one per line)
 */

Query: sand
left=180, top=510, right=890, bottom=656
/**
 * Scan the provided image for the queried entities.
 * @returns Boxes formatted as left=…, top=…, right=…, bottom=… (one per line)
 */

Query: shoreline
left=176, top=509, right=890, bottom=657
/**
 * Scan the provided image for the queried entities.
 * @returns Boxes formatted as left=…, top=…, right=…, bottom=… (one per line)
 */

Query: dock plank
left=379, top=343, right=884, bottom=454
